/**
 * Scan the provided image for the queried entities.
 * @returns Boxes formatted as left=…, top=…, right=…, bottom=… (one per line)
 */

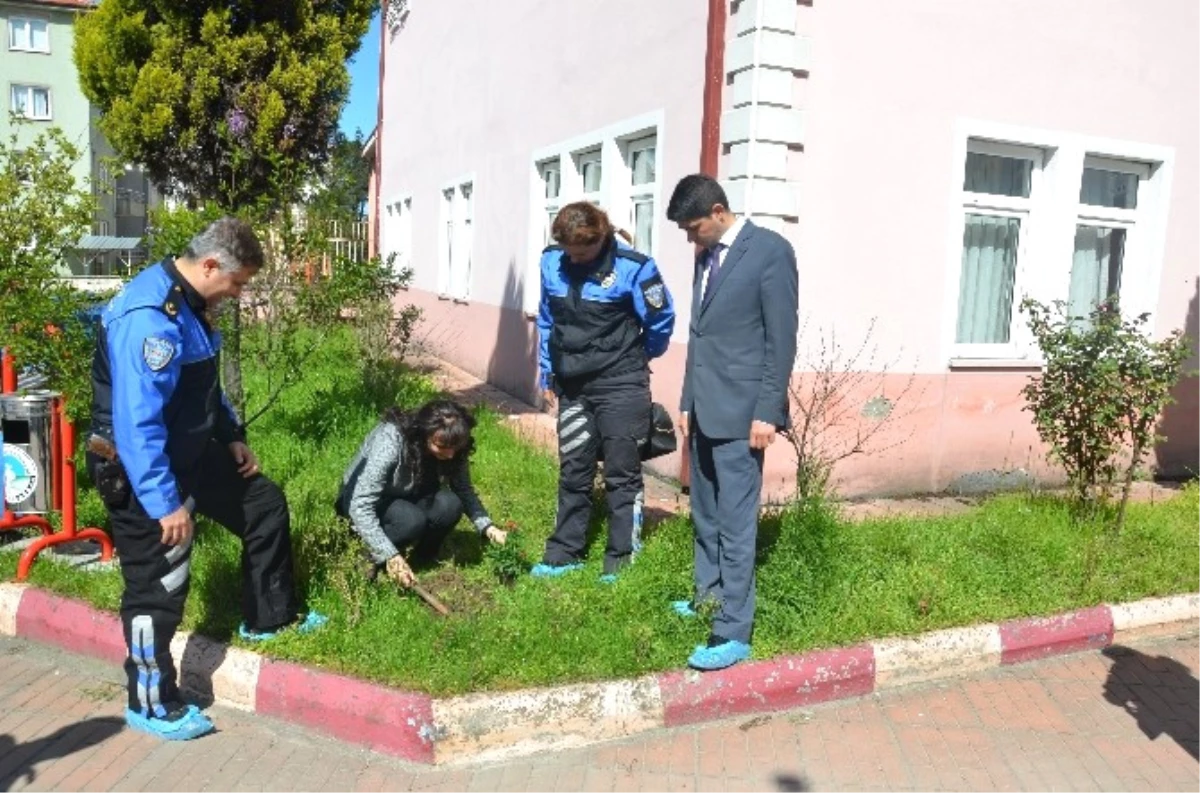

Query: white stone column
left=721, top=0, right=809, bottom=232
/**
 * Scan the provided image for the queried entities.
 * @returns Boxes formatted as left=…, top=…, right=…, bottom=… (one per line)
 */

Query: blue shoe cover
left=598, top=573, right=618, bottom=585
left=125, top=705, right=214, bottom=741
left=688, top=640, right=752, bottom=671
left=239, top=610, right=328, bottom=642
left=671, top=600, right=698, bottom=618
left=529, top=562, right=583, bottom=578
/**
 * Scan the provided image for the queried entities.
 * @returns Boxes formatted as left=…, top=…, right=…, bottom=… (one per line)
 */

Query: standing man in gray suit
left=667, top=174, right=798, bottom=671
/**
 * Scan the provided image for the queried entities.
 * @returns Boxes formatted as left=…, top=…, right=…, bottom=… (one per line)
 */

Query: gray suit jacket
left=680, top=220, right=799, bottom=439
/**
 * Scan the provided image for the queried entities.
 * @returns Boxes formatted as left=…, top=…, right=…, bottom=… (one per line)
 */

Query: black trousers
left=88, top=440, right=300, bottom=714
left=379, top=489, right=464, bottom=565
left=543, top=370, right=649, bottom=575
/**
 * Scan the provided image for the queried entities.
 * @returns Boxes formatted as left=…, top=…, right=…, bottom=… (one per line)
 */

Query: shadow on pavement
left=1102, top=644, right=1199, bottom=760
left=0, top=716, right=124, bottom=788
left=774, top=772, right=812, bottom=791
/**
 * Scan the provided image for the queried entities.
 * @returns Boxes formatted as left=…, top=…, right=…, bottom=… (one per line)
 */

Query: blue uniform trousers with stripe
left=542, top=369, right=650, bottom=575
left=90, top=440, right=298, bottom=714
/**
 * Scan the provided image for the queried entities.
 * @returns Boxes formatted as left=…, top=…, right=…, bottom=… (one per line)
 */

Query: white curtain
left=956, top=214, right=1021, bottom=343
left=634, top=201, right=653, bottom=253
left=1068, top=225, right=1124, bottom=321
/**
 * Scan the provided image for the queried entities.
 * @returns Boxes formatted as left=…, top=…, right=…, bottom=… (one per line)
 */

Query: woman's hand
left=484, top=525, right=508, bottom=545
left=385, top=554, right=416, bottom=588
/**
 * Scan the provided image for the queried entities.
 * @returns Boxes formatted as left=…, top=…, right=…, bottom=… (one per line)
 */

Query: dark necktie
left=703, top=243, right=725, bottom=300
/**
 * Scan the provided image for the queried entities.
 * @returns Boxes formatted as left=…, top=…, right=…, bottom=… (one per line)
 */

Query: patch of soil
left=420, top=566, right=496, bottom=617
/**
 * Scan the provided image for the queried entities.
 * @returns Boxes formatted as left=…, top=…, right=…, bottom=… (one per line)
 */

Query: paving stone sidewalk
left=2, top=629, right=1196, bottom=792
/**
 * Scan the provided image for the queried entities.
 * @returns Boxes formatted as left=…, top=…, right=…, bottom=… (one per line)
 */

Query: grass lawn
left=3, top=329, right=1197, bottom=696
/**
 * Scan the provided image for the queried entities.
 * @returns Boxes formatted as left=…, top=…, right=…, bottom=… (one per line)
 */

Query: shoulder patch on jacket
left=639, top=274, right=666, bottom=310
left=142, top=336, right=176, bottom=371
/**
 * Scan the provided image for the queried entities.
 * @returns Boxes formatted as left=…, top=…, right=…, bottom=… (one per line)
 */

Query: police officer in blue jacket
left=532, top=202, right=676, bottom=580
left=87, top=217, right=324, bottom=741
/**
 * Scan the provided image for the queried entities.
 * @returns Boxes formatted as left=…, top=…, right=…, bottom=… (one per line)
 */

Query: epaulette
left=614, top=247, right=650, bottom=264
left=161, top=284, right=185, bottom=319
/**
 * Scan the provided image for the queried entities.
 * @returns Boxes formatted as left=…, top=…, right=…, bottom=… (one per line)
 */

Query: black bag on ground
left=640, top=402, right=678, bottom=461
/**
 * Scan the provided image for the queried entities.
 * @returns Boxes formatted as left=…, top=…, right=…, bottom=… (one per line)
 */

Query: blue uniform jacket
left=90, top=259, right=243, bottom=519
left=536, top=239, right=675, bottom=389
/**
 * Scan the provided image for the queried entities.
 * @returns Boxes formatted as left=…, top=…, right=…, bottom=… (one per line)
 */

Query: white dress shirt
left=700, top=216, right=746, bottom=297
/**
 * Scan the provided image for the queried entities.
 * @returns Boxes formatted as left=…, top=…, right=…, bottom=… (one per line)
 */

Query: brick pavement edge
left=0, top=584, right=1195, bottom=766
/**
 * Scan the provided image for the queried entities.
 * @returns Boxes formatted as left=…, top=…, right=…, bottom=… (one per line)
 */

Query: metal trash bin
left=2, top=391, right=59, bottom=514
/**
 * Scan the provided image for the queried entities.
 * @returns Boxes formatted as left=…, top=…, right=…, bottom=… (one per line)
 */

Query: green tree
left=308, top=129, right=371, bottom=223
left=0, top=123, right=102, bottom=421
left=74, top=0, right=376, bottom=209
left=1021, top=297, right=1192, bottom=531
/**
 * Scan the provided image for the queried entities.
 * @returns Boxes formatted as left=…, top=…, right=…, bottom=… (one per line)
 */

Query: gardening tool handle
left=410, top=583, right=451, bottom=616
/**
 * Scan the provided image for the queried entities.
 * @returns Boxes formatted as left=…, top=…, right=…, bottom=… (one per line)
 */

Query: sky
left=339, top=11, right=381, bottom=141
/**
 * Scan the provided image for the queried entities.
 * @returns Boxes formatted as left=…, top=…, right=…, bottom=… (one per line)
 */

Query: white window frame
left=1069, top=154, right=1153, bottom=322
left=951, top=139, right=1045, bottom=361
left=943, top=121, right=1175, bottom=367
left=383, top=193, right=413, bottom=279
left=574, top=148, right=603, bottom=205
left=386, top=0, right=411, bottom=33
left=524, top=110, right=665, bottom=315
left=438, top=175, right=474, bottom=302
left=10, top=84, right=51, bottom=120
left=8, top=16, right=49, bottom=53
left=438, top=187, right=454, bottom=298
left=624, top=133, right=659, bottom=255
left=538, top=158, right=561, bottom=246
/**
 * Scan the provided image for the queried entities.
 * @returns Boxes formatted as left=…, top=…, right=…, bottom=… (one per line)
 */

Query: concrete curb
left=0, top=582, right=1195, bottom=766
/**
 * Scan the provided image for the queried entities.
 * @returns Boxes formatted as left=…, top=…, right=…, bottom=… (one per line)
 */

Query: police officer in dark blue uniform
left=532, top=202, right=676, bottom=580
left=87, top=217, right=324, bottom=741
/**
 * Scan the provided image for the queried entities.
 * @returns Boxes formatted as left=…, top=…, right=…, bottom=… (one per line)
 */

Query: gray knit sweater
left=339, top=422, right=493, bottom=563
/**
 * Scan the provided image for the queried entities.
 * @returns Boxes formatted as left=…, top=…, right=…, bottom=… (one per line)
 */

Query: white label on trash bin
left=3, top=444, right=39, bottom=506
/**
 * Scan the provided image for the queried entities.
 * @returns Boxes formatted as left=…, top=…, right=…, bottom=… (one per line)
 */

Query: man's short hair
left=666, top=174, right=730, bottom=224
left=184, top=217, right=264, bottom=272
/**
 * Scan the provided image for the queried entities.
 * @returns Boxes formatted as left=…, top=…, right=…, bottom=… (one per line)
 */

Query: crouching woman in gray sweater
left=337, top=399, right=507, bottom=587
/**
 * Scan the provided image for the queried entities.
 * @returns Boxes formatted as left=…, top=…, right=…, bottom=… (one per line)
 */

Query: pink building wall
left=378, top=0, right=706, bottom=398
left=767, top=0, right=1199, bottom=496
left=378, top=0, right=1198, bottom=498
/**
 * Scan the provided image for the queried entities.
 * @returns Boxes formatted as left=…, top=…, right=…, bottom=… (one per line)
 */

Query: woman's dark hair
left=382, top=399, right=477, bottom=465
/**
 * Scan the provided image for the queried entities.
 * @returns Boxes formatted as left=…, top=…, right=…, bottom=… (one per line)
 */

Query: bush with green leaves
left=0, top=123, right=103, bottom=421
left=1021, top=297, right=1192, bottom=530
left=145, top=200, right=421, bottom=426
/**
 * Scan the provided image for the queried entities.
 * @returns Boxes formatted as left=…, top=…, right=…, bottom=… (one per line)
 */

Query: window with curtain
left=1068, top=158, right=1145, bottom=322
left=627, top=134, right=656, bottom=254
left=954, top=142, right=1040, bottom=347
left=576, top=149, right=602, bottom=204
left=11, top=85, right=50, bottom=119
left=451, top=183, right=473, bottom=300
left=8, top=18, right=49, bottom=52
left=438, top=188, right=454, bottom=296
left=539, top=159, right=560, bottom=245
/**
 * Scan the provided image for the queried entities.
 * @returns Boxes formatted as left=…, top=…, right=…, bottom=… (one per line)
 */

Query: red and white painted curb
left=0, top=582, right=1195, bottom=766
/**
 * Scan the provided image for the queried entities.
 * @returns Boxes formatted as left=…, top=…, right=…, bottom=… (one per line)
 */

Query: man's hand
left=229, top=441, right=260, bottom=478
left=677, top=411, right=690, bottom=439
left=541, top=389, right=558, bottom=411
left=385, top=554, right=416, bottom=588
left=159, top=505, right=193, bottom=547
left=749, top=420, right=777, bottom=450
left=484, top=525, right=508, bottom=545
